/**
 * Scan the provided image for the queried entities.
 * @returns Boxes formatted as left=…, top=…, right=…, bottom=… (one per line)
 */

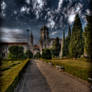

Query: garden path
left=14, top=60, right=91, bottom=92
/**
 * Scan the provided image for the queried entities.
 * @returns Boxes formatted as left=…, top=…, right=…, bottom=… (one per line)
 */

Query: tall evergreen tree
left=69, top=14, right=84, bottom=58
left=84, top=15, right=92, bottom=58
left=62, top=30, right=66, bottom=56
left=59, top=31, right=64, bottom=58
left=65, top=25, right=71, bottom=56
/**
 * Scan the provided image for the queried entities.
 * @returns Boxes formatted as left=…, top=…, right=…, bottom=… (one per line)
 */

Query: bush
left=51, top=37, right=61, bottom=57
left=34, top=52, right=41, bottom=59
left=8, top=46, right=25, bottom=59
left=42, top=49, right=52, bottom=59
left=25, top=50, right=33, bottom=58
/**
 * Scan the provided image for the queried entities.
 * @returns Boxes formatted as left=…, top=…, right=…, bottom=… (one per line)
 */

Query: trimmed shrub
left=8, top=46, right=25, bottom=59
left=51, top=37, right=61, bottom=57
left=42, top=49, right=52, bottom=59
left=25, top=50, right=33, bottom=58
left=34, top=52, right=41, bottom=59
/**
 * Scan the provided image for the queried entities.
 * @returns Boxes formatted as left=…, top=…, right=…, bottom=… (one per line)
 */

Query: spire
left=30, top=31, right=33, bottom=47
left=30, top=31, right=33, bottom=37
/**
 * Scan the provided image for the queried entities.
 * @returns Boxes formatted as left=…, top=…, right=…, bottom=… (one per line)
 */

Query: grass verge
left=41, top=58, right=92, bottom=82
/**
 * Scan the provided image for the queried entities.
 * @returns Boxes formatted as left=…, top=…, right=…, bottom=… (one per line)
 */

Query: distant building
left=0, top=29, right=34, bottom=58
left=39, top=25, right=49, bottom=51
left=39, top=25, right=62, bottom=53
left=49, top=38, right=62, bottom=48
left=0, top=42, right=28, bottom=58
left=33, top=45, right=40, bottom=55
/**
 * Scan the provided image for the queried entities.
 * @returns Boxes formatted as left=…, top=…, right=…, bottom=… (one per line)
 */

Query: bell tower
left=40, top=25, right=49, bottom=49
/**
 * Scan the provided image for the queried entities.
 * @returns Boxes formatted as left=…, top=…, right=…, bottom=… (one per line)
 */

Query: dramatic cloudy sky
left=0, top=0, right=91, bottom=43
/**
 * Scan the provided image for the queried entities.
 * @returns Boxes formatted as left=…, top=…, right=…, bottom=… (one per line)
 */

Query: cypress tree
left=84, top=15, right=92, bottom=58
left=68, top=25, right=71, bottom=39
left=69, top=14, right=84, bottom=58
left=62, top=30, right=66, bottom=56
left=65, top=25, right=71, bottom=56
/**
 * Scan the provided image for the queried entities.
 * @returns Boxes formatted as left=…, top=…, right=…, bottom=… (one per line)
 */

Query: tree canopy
left=42, top=48, right=52, bottom=59
left=8, top=46, right=25, bottom=59
left=51, top=37, right=61, bottom=57
left=84, top=15, right=92, bottom=58
left=69, top=14, right=84, bottom=58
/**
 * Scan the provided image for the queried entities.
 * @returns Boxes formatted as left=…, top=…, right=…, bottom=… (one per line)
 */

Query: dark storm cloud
left=1, top=0, right=91, bottom=27
left=0, top=0, right=92, bottom=42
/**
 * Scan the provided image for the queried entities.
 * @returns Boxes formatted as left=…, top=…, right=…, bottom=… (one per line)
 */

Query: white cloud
left=86, top=9, right=90, bottom=15
left=76, top=6, right=80, bottom=12
left=68, top=14, right=76, bottom=24
left=1, top=1, right=7, bottom=17
left=47, top=18, right=55, bottom=29
left=0, top=28, right=23, bottom=34
left=25, top=0, right=30, bottom=4
left=58, top=0, right=63, bottom=10
left=1, top=12, right=6, bottom=17
left=1, top=1, right=6, bottom=10
left=32, top=0, right=46, bottom=19
left=51, top=31, right=57, bottom=36
left=35, top=11, right=39, bottom=19
left=33, top=0, right=45, bottom=9
left=20, top=6, right=30, bottom=14
left=20, top=7, right=27, bottom=12
left=37, top=0, right=44, bottom=8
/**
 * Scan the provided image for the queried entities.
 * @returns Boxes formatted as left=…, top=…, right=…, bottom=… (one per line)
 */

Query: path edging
left=5, top=59, right=30, bottom=92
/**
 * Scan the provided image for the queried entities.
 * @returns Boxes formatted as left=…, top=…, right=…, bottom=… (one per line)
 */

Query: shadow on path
left=14, top=60, right=51, bottom=92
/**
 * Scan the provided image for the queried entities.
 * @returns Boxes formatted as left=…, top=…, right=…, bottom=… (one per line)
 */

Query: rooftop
left=0, top=42, right=28, bottom=45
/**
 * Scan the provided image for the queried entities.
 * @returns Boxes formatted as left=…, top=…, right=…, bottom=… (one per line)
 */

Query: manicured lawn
left=0, top=60, right=21, bottom=71
left=41, top=58, right=92, bottom=81
left=0, top=59, right=29, bottom=92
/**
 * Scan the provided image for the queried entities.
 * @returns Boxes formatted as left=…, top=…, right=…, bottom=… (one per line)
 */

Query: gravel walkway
left=14, top=60, right=91, bottom=92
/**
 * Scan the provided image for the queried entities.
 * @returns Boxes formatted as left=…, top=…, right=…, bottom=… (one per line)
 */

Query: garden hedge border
left=5, top=59, right=30, bottom=92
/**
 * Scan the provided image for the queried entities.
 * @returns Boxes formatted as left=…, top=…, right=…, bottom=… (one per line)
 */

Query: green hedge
left=1, top=59, right=30, bottom=92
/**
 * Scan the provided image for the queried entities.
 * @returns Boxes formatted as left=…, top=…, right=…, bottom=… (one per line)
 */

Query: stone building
left=39, top=25, right=62, bottom=53
left=0, top=42, right=28, bottom=58
left=49, top=38, right=62, bottom=48
left=0, top=29, right=34, bottom=58
left=39, top=26, right=50, bottom=51
left=33, top=45, right=40, bottom=55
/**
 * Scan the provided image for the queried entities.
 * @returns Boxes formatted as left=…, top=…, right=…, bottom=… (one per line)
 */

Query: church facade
left=39, top=26, right=62, bottom=53
left=39, top=26, right=49, bottom=51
